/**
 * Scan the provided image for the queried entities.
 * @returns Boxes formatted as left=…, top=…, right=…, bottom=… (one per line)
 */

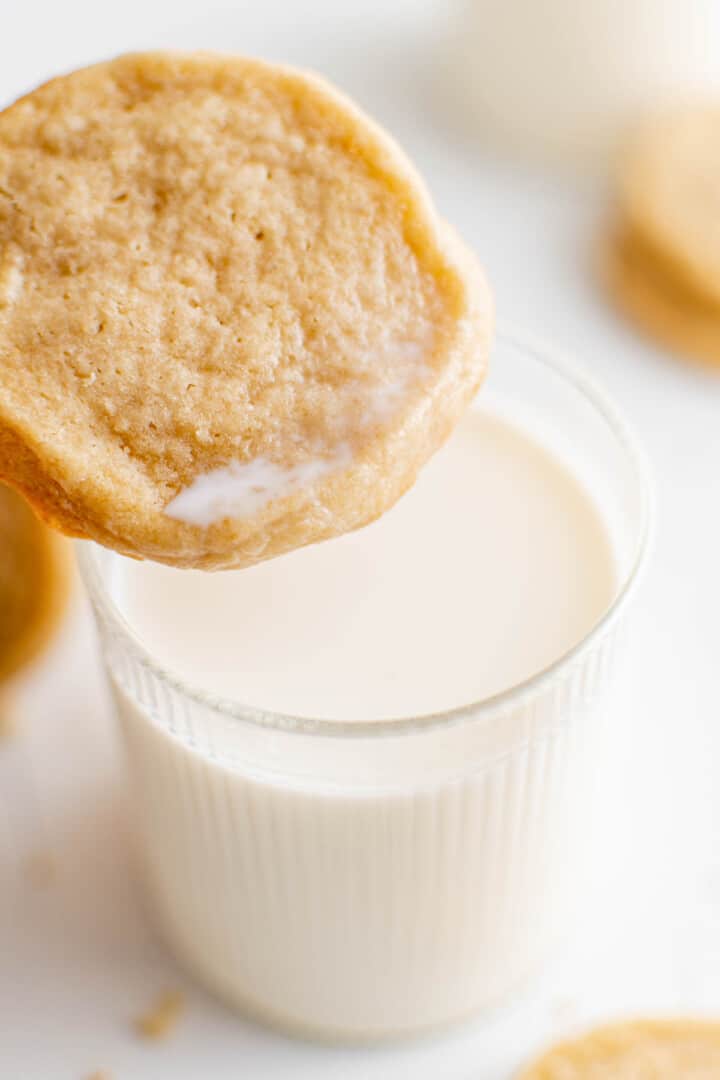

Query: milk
left=96, top=402, right=623, bottom=1037
left=119, top=407, right=617, bottom=719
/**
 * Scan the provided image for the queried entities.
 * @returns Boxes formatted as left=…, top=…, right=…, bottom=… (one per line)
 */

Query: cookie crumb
left=135, top=990, right=184, bottom=1040
left=24, top=851, right=57, bottom=888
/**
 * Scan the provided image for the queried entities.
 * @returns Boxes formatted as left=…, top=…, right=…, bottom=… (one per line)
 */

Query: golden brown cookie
left=0, top=52, right=491, bottom=570
left=517, top=1018, right=720, bottom=1078
left=621, top=108, right=720, bottom=311
left=603, top=225, right=720, bottom=367
left=0, top=484, right=70, bottom=687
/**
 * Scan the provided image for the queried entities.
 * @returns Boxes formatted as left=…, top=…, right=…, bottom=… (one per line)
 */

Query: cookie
left=0, top=484, right=70, bottom=686
left=517, top=1018, right=720, bottom=1078
left=620, top=108, right=720, bottom=310
left=0, top=52, right=491, bottom=570
left=603, top=225, right=720, bottom=366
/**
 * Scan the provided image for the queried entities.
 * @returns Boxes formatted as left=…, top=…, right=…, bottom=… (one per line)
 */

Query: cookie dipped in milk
left=0, top=52, right=490, bottom=568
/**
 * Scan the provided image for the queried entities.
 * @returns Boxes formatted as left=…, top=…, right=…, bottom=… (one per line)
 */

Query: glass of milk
left=447, top=0, right=720, bottom=168
left=79, top=333, right=651, bottom=1040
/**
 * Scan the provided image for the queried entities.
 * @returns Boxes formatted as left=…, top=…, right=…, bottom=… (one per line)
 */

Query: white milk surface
left=119, top=406, right=617, bottom=721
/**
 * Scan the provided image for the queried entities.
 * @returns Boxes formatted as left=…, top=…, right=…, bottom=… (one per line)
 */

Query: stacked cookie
left=606, top=109, right=720, bottom=367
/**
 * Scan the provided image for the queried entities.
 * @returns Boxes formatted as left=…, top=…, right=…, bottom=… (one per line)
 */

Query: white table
left=3, top=2, right=720, bottom=1076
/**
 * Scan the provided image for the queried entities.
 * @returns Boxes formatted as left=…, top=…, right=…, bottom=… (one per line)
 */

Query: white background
left=2, top=1, right=720, bottom=1077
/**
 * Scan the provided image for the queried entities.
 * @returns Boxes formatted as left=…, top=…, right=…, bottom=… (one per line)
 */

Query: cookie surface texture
left=0, top=52, right=491, bottom=569
left=517, top=1018, right=720, bottom=1079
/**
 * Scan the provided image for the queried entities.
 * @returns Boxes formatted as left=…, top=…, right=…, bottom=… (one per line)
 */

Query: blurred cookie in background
left=0, top=484, right=71, bottom=731
left=604, top=224, right=720, bottom=368
left=604, top=108, right=720, bottom=367
left=621, top=109, right=720, bottom=306
left=517, top=1017, right=720, bottom=1078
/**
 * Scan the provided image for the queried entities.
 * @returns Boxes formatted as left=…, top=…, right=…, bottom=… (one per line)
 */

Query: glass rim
left=78, top=328, right=654, bottom=740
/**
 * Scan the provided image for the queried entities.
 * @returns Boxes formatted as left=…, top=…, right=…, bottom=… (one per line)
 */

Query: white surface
left=2, top=1, right=720, bottom=1077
